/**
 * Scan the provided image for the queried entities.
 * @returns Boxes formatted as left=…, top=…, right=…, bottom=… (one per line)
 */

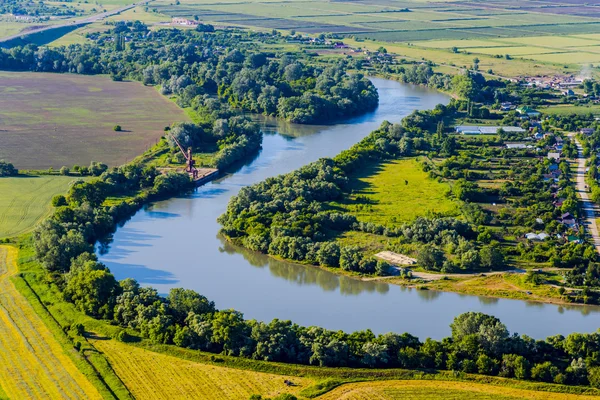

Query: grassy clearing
left=339, top=158, right=458, bottom=226
left=541, top=105, right=600, bottom=116
left=0, top=175, right=81, bottom=238
left=93, top=339, right=314, bottom=399
left=318, top=380, right=599, bottom=400
left=0, top=71, right=189, bottom=169
left=0, top=246, right=103, bottom=399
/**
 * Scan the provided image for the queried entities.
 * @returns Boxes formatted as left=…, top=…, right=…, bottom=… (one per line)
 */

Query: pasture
left=338, top=158, right=457, bottom=227
left=0, top=71, right=189, bottom=169
left=92, top=339, right=314, bottom=400
left=0, top=246, right=102, bottom=399
left=0, top=175, right=81, bottom=238
left=318, top=380, right=599, bottom=400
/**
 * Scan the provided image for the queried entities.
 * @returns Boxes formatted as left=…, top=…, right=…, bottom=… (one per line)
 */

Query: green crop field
left=0, top=175, right=81, bottom=238
left=337, top=158, right=458, bottom=227
left=0, top=71, right=189, bottom=169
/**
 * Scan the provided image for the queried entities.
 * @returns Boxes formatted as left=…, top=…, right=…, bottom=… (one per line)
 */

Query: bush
left=113, top=125, right=122, bottom=131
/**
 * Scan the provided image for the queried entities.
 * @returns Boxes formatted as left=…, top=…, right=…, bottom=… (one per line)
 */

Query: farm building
left=455, top=125, right=525, bottom=135
left=548, top=152, right=561, bottom=161
left=516, top=106, right=541, bottom=118
left=581, top=128, right=595, bottom=135
left=505, top=143, right=529, bottom=149
left=375, top=251, right=416, bottom=266
left=172, top=18, right=199, bottom=26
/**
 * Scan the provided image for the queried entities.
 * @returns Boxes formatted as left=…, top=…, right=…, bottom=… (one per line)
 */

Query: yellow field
left=0, top=246, right=101, bottom=399
left=93, top=339, right=315, bottom=399
left=318, top=380, right=600, bottom=400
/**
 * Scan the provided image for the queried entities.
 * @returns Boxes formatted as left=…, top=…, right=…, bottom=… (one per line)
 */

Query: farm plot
left=93, top=339, right=314, bottom=400
left=0, top=246, right=102, bottom=399
left=0, top=71, right=189, bottom=169
left=0, top=175, right=82, bottom=238
left=317, top=380, right=599, bottom=400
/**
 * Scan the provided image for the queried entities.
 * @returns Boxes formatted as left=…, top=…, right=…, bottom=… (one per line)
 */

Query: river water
left=99, top=78, right=600, bottom=340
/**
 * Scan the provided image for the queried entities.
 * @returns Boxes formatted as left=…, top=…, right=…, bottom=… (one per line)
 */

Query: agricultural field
left=92, top=339, right=314, bottom=400
left=0, top=71, right=189, bottom=169
left=0, top=175, right=82, bottom=238
left=0, top=246, right=102, bottom=399
left=318, top=380, right=599, bottom=400
left=337, top=158, right=457, bottom=226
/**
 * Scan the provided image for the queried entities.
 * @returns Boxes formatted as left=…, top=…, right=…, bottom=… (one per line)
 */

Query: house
left=561, top=212, right=574, bottom=220
left=533, top=132, right=544, bottom=140
left=563, top=89, right=575, bottom=96
left=581, top=128, right=595, bottom=135
left=548, top=152, right=560, bottom=161
left=516, top=106, right=541, bottom=118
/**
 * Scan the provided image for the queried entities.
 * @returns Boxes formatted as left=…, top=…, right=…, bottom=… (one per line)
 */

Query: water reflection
left=219, top=237, right=390, bottom=295
left=99, top=78, right=600, bottom=339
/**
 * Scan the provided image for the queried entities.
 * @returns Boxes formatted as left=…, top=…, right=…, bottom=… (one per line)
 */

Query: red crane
left=168, top=133, right=199, bottom=179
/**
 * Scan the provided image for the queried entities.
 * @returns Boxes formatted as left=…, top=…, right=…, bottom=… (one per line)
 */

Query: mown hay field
left=0, top=246, right=102, bottom=399
left=0, top=175, right=80, bottom=238
left=93, top=339, right=314, bottom=400
left=0, top=71, right=189, bottom=169
left=318, top=380, right=600, bottom=400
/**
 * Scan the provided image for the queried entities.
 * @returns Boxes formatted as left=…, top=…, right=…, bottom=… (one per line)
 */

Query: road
left=571, top=135, right=600, bottom=254
left=0, top=246, right=102, bottom=399
left=0, top=1, right=150, bottom=44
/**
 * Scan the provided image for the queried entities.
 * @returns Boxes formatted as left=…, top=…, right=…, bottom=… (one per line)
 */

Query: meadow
left=338, top=158, right=458, bottom=226
left=0, top=71, right=189, bottom=169
left=0, top=175, right=81, bottom=238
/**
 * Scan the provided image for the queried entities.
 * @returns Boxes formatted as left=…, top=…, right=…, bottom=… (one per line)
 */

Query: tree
left=450, top=312, right=509, bottom=355
left=416, top=244, right=445, bottom=271
left=113, top=125, right=122, bottom=132
left=451, top=73, right=476, bottom=100
left=340, top=246, right=363, bottom=271
left=480, top=246, right=505, bottom=269
left=51, top=195, right=68, bottom=207
left=64, top=262, right=120, bottom=318
left=167, top=288, right=215, bottom=324
left=59, top=166, right=70, bottom=175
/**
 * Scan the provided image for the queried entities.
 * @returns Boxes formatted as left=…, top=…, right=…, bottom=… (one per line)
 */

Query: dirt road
left=0, top=246, right=102, bottom=399
left=571, top=136, right=600, bottom=254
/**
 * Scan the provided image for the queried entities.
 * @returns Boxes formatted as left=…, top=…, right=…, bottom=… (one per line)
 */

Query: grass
left=0, top=71, right=189, bottom=169
left=92, top=338, right=314, bottom=399
left=317, top=380, right=599, bottom=400
left=0, top=175, right=82, bottom=239
left=0, top=246, right=103, bottom=399
left=339, top=158, right=458, bottom=227
left=541, top=105, right=600, bottom=116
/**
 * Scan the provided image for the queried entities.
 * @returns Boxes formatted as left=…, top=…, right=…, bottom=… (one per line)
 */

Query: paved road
left=0, top=1, right=150, bottom=43
left=571, top=135, right=600, bottom=254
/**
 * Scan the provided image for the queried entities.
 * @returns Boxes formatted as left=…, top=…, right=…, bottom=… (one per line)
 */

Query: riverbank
left=9, top=241, right=600, bottom=398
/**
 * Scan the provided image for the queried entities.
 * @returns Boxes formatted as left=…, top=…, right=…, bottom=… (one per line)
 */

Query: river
left=99, top=78, right=600, bottom=340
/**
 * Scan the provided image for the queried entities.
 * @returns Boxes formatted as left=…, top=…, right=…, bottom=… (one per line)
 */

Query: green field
left=0, top=175, right=80, bottom=238
left=339, top=158, right=458, bottom=227
left=0, top=71, right=189, bottom=169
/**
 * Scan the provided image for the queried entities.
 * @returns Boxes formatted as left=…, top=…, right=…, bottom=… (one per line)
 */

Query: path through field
left=572, top=136, right=600, bottom=254
left=0, top=246, right=102, bottom=399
